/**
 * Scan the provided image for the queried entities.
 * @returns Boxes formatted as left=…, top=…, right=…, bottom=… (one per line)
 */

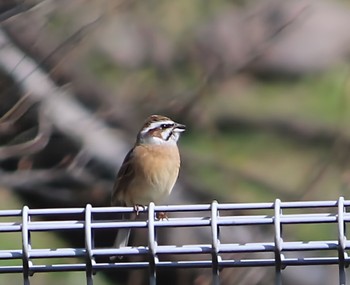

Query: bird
left=111, top=114, right=186, bottom=252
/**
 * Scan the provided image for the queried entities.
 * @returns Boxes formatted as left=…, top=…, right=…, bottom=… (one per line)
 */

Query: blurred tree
left=0, top=0, right=350, bottom=284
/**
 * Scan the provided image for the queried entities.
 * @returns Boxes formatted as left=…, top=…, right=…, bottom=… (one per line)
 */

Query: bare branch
left=0, top=92, right=36, bottom=132
left=0, top=1, right=36, bottom=23
left=0, top=28, right=128, bottom=168
left=0, top=106, right=51, bottom=159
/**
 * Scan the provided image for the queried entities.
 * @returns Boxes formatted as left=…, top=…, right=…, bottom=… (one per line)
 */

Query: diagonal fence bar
left=0, top=198, right=349, bottom=284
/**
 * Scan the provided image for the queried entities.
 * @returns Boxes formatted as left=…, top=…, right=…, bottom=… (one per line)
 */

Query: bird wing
left=111, top=148, right=136, bottom=206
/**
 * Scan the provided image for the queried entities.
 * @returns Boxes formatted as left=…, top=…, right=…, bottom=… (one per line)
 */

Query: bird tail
left=113, top=226, right=131, bottom=248
left=111, top=212, right=136, bottom=260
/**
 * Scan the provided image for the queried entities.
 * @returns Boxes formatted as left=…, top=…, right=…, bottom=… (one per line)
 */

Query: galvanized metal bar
left=338, top=197, right=347, bottom=285
left=211, top=200, right=220, bottom=285
left=2, top=200, right=348, bottom=217
left=148, top=202, right=157, bottom=285
left=85, top=204, right=94, bottom=285
left=0, top=199, right=349, bottom=284
left=274, top=199, right=283, bottom=285
left=2, top=212, right=348, bottom=234
left=21, top=206, right=31, bottom=285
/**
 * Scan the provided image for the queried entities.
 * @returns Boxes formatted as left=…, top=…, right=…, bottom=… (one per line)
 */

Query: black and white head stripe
left=140, top=120, right=176, bottom=136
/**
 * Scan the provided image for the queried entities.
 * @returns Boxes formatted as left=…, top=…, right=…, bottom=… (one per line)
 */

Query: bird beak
left=173, top=123, right=186, bottom=132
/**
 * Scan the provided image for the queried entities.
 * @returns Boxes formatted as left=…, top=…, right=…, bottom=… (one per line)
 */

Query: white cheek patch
left=162, top=128, right=173, bottom=141
left=171, top=132, right=180, bottom=142
left=143, top=135, right=177, bottom=146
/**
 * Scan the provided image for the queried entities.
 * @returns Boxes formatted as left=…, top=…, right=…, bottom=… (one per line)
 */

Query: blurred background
left=0, top=0, right=350, bottom=284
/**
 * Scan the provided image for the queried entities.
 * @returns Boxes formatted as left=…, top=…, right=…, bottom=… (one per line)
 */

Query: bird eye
left=160, top=123, right=174, bottom=129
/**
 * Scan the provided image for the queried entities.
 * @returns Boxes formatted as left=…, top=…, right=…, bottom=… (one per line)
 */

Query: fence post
left=274, top=199, right=284, bottom=285
left=337, top=197, right=347, bottom=285
left=85, top=204, right=95, bottom=285
left=148, top=202, right=157, bottom=285
left=21, top=206, right=31, bottom=285
left=211, top=200, right=220, bottom=285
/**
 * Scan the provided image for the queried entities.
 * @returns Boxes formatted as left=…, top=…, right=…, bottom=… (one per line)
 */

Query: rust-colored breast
left=125, top=144, right=180, bottom=205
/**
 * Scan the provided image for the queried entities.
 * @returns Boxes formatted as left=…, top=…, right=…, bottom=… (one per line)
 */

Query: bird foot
left=156, top=212, right=168, bottom=220
left=133, top=204, right=145, bottom=215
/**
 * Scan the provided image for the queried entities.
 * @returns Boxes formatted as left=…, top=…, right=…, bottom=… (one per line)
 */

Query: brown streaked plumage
left=111, top=115, right=185, bottom=254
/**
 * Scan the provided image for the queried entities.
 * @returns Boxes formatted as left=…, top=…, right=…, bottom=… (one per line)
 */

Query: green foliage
left=182, top=67, right=350, bottom=207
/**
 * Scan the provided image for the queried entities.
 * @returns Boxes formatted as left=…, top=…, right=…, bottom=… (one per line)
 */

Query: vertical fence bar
left=85, top=204, right=95, bottom=285
left=21, top=206, right=31, bottom=285
left=148, top=202, right=157, bottom=285
left=337, top=197, right=347, bottom=285
left=274, top=199, right=284, bottom=285
left=211, top=200, right=220, bottom=285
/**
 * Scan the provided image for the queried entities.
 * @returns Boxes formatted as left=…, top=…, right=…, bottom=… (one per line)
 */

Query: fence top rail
left=0, top=199, right=347, bottom=217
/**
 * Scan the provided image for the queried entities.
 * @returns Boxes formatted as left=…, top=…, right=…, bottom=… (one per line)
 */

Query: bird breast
left=128, top=144, right=180, bottom=205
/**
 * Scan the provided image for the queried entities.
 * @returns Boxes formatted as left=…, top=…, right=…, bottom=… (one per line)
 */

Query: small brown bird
left=111, top=115, right=186, bottom=249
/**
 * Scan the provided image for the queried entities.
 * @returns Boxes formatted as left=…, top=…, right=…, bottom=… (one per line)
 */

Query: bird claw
left=133, top=204, right=145, bottom=215
left=156, top=212, right=168, bottom=220
left=132, top=206, right=168, bottom=220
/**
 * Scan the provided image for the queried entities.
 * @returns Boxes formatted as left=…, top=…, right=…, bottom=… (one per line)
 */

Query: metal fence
left=0, top=197, right=349, bottom=285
